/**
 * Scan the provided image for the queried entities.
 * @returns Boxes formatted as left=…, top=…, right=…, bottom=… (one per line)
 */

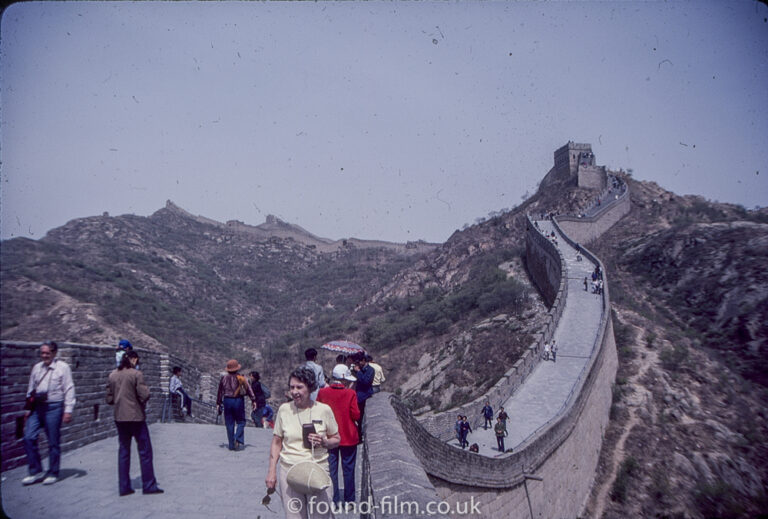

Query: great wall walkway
left=2, top=422, right=366, bottom=519
left=2, top=423, right=282, bottom=518
left=451, top=219, right=605, bottom=458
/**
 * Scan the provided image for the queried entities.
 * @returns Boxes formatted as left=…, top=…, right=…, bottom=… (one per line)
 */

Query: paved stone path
left=453, top=220, right=604, bottom=457
left=2, top=422, right=362, bottom=519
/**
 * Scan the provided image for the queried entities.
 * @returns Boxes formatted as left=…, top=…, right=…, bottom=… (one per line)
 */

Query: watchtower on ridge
left=553, top=141, right=607, bottom=190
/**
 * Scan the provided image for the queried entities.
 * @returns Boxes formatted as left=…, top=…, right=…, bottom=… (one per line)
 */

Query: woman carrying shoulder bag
left=265, top=366, right=340, bottom=519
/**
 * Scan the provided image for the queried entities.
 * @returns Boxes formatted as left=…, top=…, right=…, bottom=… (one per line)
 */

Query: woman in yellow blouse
left=266, top=366, right=340, bottom=518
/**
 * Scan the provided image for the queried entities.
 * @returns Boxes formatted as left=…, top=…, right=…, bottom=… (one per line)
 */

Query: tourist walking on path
left=498, top=407, right=509, bottom=429
left=216, top=359, right=257, bottom=451
left=551, top=340, right=558, bottom=363
left=350, top=351, right=375, bottom=437
left=459, top=415, right=472, bottom=449
left=317, top=364, right=360, bottom=504
left=481, top=401, right=494, bottom=430
left=543, top=342, right=551, bottom=361
left=169, top=366, right=192, bottom=416
left=266, top=366, right=340, bottom=519
left=106, top=350, right=163, bottom=496
left=249, top=371, right=271, bottom=427
left=494, top=416, right=507, bottom=453
left=304, top=348, right=327, bottom=401
left=22, top=341, right=76, bottom=486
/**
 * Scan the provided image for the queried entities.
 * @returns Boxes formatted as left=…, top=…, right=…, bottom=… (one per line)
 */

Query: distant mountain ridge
left=0, top=201, right=433, bottom=370
left=162, top=199, right=437, bottom=254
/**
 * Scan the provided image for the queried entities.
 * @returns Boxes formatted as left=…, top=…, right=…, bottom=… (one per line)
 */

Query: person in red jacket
left=317, top=364, right=360, bottom=505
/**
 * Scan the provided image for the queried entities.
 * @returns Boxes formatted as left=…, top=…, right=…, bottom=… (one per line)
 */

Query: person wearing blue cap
left=115, top=340, right=132, bottom=368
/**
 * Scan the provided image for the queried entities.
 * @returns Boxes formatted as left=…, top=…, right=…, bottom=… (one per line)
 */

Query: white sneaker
left=42, top=476, right=57, bottom=485
left=21, top=474, right=45, bottom=485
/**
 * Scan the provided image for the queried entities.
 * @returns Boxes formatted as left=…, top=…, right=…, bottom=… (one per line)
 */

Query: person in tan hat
left=216, top=359, right=257, bottom=451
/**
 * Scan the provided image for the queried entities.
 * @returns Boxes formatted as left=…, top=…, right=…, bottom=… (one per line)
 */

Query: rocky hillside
left=0, top=203, right=429, bottom=369
left=583, top=177, right=768, bottom=518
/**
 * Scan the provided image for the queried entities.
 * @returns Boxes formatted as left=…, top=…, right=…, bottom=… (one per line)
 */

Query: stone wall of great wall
left=578, top=165, right=608, bottom=190
left=414, top=216, right=567, bottom=441
left=360, top=175, right=627, bottom=517
left=556, top=179, right=631, bottom=245
left=0, top=342, right=220, bottom=472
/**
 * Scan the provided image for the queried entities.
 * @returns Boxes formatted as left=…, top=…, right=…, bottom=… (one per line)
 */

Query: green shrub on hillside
left=362, top=250, right=528, bottom=351
left=659, top=344, right=689, bottom=371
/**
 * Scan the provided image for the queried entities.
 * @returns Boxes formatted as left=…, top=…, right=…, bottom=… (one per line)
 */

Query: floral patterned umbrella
left=320, top=340, right=366, bottom=355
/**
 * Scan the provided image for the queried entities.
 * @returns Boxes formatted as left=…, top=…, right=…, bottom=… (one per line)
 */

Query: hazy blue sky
left=2, top=1, right=767, bottom=243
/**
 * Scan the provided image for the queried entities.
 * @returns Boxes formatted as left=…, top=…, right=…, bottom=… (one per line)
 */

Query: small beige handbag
left=285, top=457, right=331, bottom=495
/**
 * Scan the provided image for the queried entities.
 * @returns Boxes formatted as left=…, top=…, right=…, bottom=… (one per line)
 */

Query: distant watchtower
left=553, top=141, right=607, bottom=190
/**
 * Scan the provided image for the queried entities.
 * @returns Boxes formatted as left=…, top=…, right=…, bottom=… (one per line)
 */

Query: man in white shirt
left=22, top=341, right=76, bottom=486
left=169, top=366, right=192, bottom=416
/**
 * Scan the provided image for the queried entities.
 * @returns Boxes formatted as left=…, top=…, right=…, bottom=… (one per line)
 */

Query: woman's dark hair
left=250, top=371, right=260, bottom=382
left=289, top=366, right=317, bottom=393
left=119, top=350, right=139, bottom=370
left=335, top=354, right=346, bottom=364
left=172, top=366, right=182, bottom=375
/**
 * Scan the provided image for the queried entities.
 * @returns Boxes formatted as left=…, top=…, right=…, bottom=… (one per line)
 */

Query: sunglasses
left=261, top=487, right=276, bottom=510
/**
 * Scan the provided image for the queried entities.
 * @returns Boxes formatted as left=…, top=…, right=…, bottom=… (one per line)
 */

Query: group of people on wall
left=19, top=341, right=385, bottom=518
left=22, top=340, right=163, bottom=495
left=216, top=346, right=385, bottom=517
left=456, top=401, right=510, bottom=454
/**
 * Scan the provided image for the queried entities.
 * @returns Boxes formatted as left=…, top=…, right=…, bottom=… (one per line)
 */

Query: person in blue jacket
left=481, top=401, right=494, bottom=430
left=350, top=351, right=374, bottom=439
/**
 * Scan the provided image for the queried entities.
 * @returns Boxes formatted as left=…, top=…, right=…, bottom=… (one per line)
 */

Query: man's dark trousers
left=223, top=396, right=246, bottom=449
left=116, top=421, right=158, bottom=494
left=328, top=445, right=357, bottom=503
left=176, top=388, right=192, bottom=414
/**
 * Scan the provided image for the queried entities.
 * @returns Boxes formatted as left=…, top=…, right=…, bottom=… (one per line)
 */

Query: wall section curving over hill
left=360, top=179, right=627, bottom=517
